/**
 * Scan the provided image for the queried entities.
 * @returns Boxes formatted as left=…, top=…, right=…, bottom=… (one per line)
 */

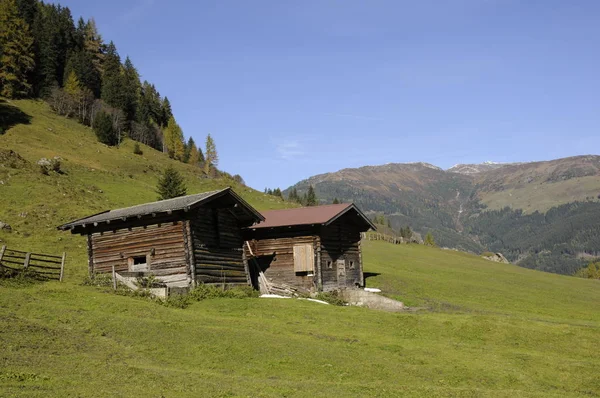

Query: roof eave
left=56, top=187, right=264, bottom=233
left=324, top=203, right=377, bottom=231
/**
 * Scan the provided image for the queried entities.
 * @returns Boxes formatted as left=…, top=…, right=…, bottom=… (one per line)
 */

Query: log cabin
left=243, top=203, right=375, bottom=292
left=58, top=188, right=264, bottom=288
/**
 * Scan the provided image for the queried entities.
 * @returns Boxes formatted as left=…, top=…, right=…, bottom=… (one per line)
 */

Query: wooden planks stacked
left=90, top=222, right=187, bottom=278
left=191, top=208, right=248, bottom=285
left=0, top=245, right=66, bottom=281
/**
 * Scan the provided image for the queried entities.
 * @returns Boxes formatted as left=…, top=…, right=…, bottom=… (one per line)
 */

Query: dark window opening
left=326, top=261, right=332, bottom=269
left=349, top=261, right=355, bottom=269
left=133, top=256, right=147, bottom=265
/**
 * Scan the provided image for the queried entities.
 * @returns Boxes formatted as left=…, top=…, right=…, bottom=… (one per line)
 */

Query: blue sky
left=58, top=0, right=600, bottom=190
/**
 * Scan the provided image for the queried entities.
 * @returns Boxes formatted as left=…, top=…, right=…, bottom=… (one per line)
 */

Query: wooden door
left=293, top=244, right=315, bottom=274
left=336, top=259, right=346, bottom=287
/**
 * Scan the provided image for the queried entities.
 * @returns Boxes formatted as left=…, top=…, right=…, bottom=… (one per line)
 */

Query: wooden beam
left=87, top=235, right=94, bottom=277
left=59, top=252, right=66, bottom=282
left=112, top=265, right=117, bottom=290
left=24, top=252, right=31, bottom=269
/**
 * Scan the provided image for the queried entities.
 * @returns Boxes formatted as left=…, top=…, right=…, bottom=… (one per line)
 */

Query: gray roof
left=58, top=188, right=263, bottom=231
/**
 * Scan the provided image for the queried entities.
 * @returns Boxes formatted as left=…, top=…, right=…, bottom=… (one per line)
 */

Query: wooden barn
left=58, top=188, right=264, bottom=288
left=243, top=203, right=375, bottom=292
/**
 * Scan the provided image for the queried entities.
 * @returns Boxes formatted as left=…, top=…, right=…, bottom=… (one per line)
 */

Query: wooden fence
left=361, top=232, right=404, bottom=244
left=0, top=245, right=66, bottom=281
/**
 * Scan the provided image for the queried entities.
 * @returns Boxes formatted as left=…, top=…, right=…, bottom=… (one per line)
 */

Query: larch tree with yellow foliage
left=163, top=116, right=185, bottom=160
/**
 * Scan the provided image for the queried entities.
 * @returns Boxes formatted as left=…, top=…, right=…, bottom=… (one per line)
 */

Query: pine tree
left=332, top=197, right=340, bottom=204
left=160, top=96, right=172, bottom=127
left=16, top=0, right=37, bottom=26
left=204, top=133, right=218, bottom=175
left=92, top=110, right=118, bottom=146
left=31, top=3, right=76, bottom=96
left=288, top=187, right=299, bottom=202
left=0, top=0, right=35, bottom=98
left=156, top=166, right=187, bottom=200
left=187, top=137, right=201, bottom=166
left=306, top=185, right=317, bottom=206
left=63, top=49, right=100, bottom=96
left=273, top=188, right=283, bottom=198
left=163, top=116, right=184, bottom=160
left=197, top=145, right=205, bottom=164
left=101, top=41, right=125, bottom=110
left=138, top=81, right=161, bottom=124
left=82, top=18, right=103, bottom=75
left=122, top=56, right=140, bottom=122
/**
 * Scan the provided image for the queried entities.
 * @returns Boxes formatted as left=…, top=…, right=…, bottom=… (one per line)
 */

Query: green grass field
left=1, top=99, right=600, bottom=397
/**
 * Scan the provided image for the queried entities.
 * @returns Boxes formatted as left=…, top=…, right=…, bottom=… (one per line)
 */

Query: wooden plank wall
left=191, top=208, right=248, bottom=285
left=247, top=232, right=319, bottom=291
left=90, top=222, right=189, bottom=286
left=320, top=222, right=362, bottom=292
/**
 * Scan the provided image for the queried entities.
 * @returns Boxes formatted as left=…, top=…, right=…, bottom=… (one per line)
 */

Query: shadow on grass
left=363, top=272, right=381, bottom=282
left=0, top=99, right=32, bottom=134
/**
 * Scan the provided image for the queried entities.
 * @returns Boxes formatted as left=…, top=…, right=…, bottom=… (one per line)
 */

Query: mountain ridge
left=287, top=154, right=600, bottom=275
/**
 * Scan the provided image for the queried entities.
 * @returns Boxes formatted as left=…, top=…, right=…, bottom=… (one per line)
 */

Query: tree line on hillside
left=0, top=0, right=227, bottom=179
left=464, top=201, right=600, bottom=274
left=263, top=185, right=319, bottom=206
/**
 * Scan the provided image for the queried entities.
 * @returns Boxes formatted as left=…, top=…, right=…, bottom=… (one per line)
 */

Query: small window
left=129, top=255, right=148, bottom=272
left=133, top=256, right=146, bottom=265
left=349, top=261, right=355, bottom=269
left=326, top=261, right=333, bottom=269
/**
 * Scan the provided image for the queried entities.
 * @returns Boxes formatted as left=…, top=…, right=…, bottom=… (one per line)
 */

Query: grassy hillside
left=1, top=242, right=599, bottom=397
left=0, top=98, right=290, bottom=280
left=1, top=98, right=600, bottom=397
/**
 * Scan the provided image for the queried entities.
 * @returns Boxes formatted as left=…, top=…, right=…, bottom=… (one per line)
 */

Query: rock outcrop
left=482, top=252, right=509, bottom=264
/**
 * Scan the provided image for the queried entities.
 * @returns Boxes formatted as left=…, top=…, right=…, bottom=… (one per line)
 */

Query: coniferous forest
left=0, top=0, right=224, bottom=176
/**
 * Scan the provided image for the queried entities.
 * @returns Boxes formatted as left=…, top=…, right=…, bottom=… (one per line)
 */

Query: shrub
left=37, top=157, right=62, bottom=175
left=315, top=291, right=346, bottom=306
left=81, top=274, right=113, bottom=287
left=133, top=143, right=143, bottom=155
left=575, top=261, right=600, bottom=279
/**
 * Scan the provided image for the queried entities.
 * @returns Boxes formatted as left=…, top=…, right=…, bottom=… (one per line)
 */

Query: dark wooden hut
left=243, top=203, right=375, bottom=292
left=58, top=188, right=264, bottom=288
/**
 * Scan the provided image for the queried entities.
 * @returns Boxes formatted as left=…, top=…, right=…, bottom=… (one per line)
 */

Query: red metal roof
left=251, top=203, right=375, bottom=230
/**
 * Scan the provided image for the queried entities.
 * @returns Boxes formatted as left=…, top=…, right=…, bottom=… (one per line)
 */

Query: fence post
left=0, top=245, right=5, bottom=263
left=59, top=252, right=66, bottom=282
left=24, top=252, right=31, bottom=270
left=112, top=265, right=117, bottom=290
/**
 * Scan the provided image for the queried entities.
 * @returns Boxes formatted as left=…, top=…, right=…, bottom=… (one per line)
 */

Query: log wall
left=247, top=233, right=319, bottom=291
left=190, top=208, right=248, bottom=285
left=320, top=221, right=363, bottom=292
left=90, top=221, right=189, bottom=286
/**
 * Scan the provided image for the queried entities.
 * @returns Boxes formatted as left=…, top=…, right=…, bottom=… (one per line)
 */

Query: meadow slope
left=1, top=99, right=599, bottom=397
left=1, top=242, right=599, bottom=397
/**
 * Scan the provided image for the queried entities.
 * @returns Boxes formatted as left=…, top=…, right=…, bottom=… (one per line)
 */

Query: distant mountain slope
left=448, top=161, right=518, bottom=174
left=287, top=156, right=600, bottom=275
